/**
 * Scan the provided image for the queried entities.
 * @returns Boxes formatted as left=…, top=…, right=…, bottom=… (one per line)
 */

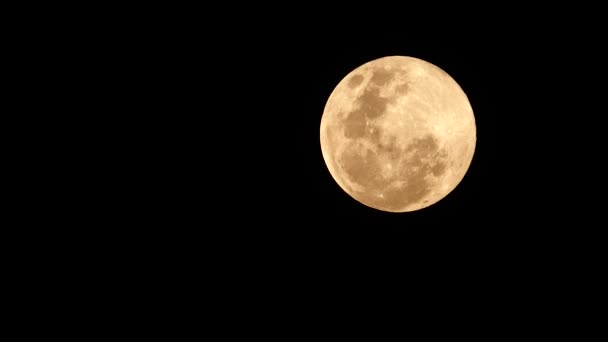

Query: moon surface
left=320, top=56, right=476, bottom=212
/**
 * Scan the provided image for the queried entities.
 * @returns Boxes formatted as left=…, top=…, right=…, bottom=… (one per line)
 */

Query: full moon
left=320, top=56, right=476, bottom=212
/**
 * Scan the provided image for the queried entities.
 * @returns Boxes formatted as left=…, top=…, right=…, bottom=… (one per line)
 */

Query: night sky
left=30, top=10, right=603, bottom=324
left=242, top=37, right=499, bottom=230
left=142, top=25, right=602, bottom=266
left=65, top=14, right=604, bottom=318
left=203, top=33, right=598, bottom=253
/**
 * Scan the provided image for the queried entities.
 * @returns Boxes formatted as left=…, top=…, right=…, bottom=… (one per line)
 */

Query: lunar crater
left=338, top=131, right=449, bottom=210
left=343, top=109, right=367, bottom=139
left=395, top=82, right=410, bottom=95
left=348, top=74, right=364, bottom=88
left=357, top=88, right=389, bottom=119
left=370, top=68, right=394, bottom=86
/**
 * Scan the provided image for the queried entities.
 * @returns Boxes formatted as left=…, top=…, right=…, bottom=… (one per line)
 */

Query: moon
left=320, top=56, right=476, bottom=212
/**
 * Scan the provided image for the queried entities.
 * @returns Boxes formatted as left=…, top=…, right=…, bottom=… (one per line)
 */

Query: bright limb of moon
left=320, top=56, right=476, bottom=212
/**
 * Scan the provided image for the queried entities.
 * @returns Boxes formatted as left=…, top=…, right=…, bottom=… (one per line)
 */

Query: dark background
left=148, top=34, right=527, bottom=255
left=150, top=30, right=604, bottom=315
left=22, top=7, right=600, bottom=279
left=56, top=19, right=601, bottom=265
left=172, top=30, right=601, bottom=260
left=131, top=29, right=598, bottom=239
left=138, top=29, right=602, bottom=305
left=208, top=36, right=512, bottom=230
left=15, top=10, right=604, bottom=328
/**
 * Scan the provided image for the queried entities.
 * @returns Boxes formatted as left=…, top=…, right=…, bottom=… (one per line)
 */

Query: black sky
left=25, top=9, right=604, bottom=323
left=234, top=37, right=500, bottom=228
left=44, top=13, right=604, bottom=320
left=133, top=23, right=606, bottom=265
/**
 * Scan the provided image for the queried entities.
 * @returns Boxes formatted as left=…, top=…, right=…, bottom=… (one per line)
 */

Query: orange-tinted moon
left=320, top=56, right=476, bottom=212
